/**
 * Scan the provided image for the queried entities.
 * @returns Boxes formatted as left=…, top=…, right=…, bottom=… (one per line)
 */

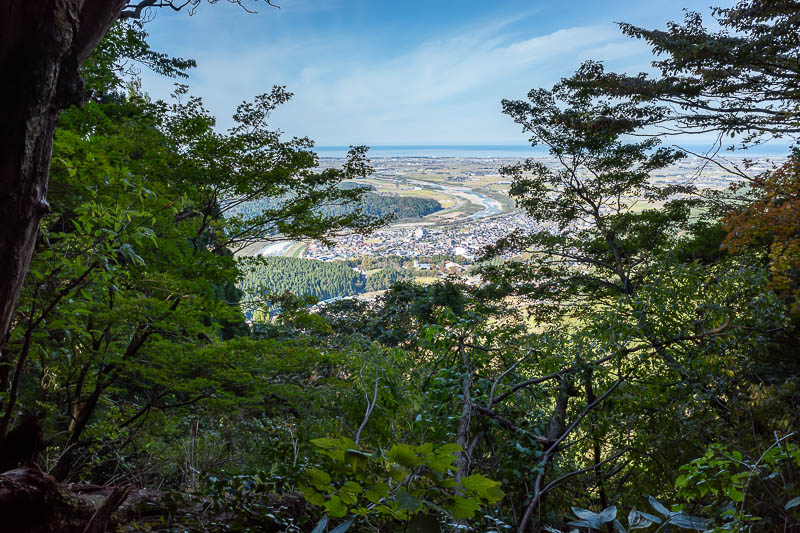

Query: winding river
left=401, top=178, right=504, bottom=219
left=258, top=178, right=504, bottom=257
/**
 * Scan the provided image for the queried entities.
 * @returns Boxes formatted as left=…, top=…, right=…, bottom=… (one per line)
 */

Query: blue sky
left=138, top=0, right=730, bottom=146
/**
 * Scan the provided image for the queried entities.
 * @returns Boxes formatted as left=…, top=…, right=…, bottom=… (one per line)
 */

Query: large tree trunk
left=0, top=0, right=125, bottom=359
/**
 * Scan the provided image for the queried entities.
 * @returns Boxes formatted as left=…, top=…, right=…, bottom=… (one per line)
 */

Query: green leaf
left=345, top=449, right=371, bottom=471
left=416, top=442, right=434, bottom=455
left=344, top=481, right=363, bottom=494
left=299, top=485, right=326, bottom=507
left=437, top=478, right=459, bottom=489
left=786, top=497, right=800, bottom=511
left=727, top=486, right=744, bottom=502
left=445, top=496, right=481, bottom=519
left=311, top=437, right=341, bottom=450
left=436, top=443, right=462, bottom=455
left=388, top=444, right=421, bottom=468
left=338, top=488, right=358, bottom=505
left=389, top=464, right=408, bottom=481
left=428, top=454, right=457, bottom=473
left=364, top=482, right=390, bottom=504
left=395, top=489, right=421, bottom=512
left=460, top=474, right=502, bottom=499
left=308, top=468, right=331, bottom=489
left=324, top=495, right=348, bottom=518
left=482, top=485, right=506, bottom=503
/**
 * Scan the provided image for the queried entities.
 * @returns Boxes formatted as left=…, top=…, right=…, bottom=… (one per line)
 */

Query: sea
left=315, top=145, right=546, bottom=158
left=314, top=144, right=793, bottom=159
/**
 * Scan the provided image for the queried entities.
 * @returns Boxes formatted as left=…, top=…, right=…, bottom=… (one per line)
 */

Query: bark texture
left=0, top=0, right=126, bottom=357
left=0, top=466, right=132, bottom=533
left=0, top=4, right=152, bottom=530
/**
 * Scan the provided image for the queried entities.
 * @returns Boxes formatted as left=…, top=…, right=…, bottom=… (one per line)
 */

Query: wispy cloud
left=140, top=14, right=649, bottom=144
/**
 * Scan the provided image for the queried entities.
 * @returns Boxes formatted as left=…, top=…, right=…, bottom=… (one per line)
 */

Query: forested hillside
left=231, top=189, right=442, bottom=223
left=0, top=2, right=798, bottom=533
left=239, top=257, right=365, bottom=303
left=324, top=192, right=443, bottom=220
left=238, top=254, right=465, bottom=311
left=364, top=266, right=414, bottom=291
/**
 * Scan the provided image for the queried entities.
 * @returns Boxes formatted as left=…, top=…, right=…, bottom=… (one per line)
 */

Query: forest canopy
left=0, top=2, right=798, bottom=533
left=230, top=190, right=443, bottom=226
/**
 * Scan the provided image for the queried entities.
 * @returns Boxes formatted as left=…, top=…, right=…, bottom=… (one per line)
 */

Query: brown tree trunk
left=0, top=0, right=126, bottom=360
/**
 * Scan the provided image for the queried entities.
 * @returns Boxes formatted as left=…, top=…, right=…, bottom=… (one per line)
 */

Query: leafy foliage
left=564, top=0, right=800, bottom=145
left=300, top=437, right=503, bottom=529
left=2, top=4, right=800, bottom=533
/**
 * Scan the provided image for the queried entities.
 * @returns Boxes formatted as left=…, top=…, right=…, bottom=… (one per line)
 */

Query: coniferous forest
left=0, top=1, right=799, bottom=532
left=230, top=190, right=443, bottom=225
left=240, top=257, right=366, bottom=305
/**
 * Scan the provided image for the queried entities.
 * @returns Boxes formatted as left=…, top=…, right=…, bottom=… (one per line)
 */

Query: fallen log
left=0, top=466, right=131, bottom=533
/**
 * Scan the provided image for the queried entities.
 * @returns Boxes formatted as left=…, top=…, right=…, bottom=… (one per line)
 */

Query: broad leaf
left=445, top=496, right=482, bottom=519
left=330, top=516, right=356, bottom=533
left=388, top=444, right=421, bottom=468
left=667, top=512, right=708, bottom=531
left=311, top=515, right=328, bottom=533
left=648, top=496, right=671, bottom=517
left=395, top=489, right=421, bottom=512
left=598, top=506, right=617, bottom=523
left=628, top=509, right=661, bottom=529
left=324, top=495, right=348, bottom=518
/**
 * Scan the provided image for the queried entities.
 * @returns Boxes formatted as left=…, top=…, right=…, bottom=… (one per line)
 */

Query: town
left=247, top=153, right=784, bottom=269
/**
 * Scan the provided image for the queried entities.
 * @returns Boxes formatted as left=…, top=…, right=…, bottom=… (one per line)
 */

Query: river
left=402, top=178, right=503, bottom=219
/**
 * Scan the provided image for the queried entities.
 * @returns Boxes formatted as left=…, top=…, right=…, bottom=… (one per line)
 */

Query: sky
left=137, top=0, right=733, bottom=147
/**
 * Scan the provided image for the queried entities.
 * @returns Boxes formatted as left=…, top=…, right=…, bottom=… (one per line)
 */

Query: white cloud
left=140, top=16, right=650, bottom=144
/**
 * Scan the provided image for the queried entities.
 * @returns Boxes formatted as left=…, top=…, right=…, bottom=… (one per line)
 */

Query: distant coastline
left=315, top=143, right=793, bottom=159
left=316, top=145, right=547, bottom=158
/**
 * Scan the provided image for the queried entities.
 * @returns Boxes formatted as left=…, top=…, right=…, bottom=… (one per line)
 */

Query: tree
left=0, top=15, right=384, bottom=478
left=724, top=151, right=800, bottom=308
left=482, top=79, right=689, bottom=321
left=0, top=0, right=275, bottom=365
left=472, top=76, right=792, bottom=531
left=564, top=0, right=800, bottom=147
left=0, top=0, right=122, bottom=357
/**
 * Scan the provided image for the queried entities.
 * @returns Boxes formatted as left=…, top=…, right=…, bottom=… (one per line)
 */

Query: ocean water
left=314, top=143, right=793, bottom=159
left=315, top=145, right=547, bottom=158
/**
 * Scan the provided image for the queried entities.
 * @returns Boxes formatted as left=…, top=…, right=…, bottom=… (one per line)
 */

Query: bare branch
left=119, top=0, right=279, bottom=20
left=354, top=364, right=379, bottom=446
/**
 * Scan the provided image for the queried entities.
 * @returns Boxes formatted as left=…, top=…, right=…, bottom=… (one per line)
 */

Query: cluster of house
left=303, top=211, right=547, bottom=262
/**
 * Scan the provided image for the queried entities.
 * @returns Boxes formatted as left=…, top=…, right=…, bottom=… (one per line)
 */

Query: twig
left=354, top=364, right=379, bottom=446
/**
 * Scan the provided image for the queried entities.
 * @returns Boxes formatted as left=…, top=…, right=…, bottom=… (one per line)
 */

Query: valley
left=237, top=153, right=784, bottom=305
